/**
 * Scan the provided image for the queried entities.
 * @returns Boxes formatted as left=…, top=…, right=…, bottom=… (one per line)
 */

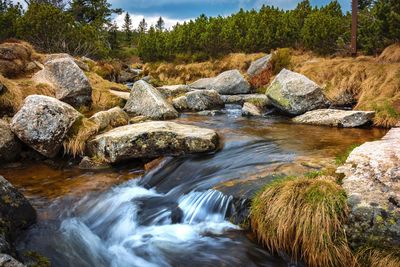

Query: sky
left=112, top=0, right=351, bottom=29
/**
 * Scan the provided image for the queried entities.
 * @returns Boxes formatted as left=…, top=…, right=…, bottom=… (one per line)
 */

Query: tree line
left=0, top=0, right=399, bottom=61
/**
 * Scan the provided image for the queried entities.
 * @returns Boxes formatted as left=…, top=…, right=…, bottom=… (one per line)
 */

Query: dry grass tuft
left=293, top=53, right=400, bottom=127
left=251, top=176, right=354, bottom=267
left=87, top=72, right=128, bottom=113
left=355, top=246, right=400, bottom=267
left=378, top=43, right=400, bottom=63
left=63, top=117, right=100, bottom=157
left=92, top=60, right=122, bottom=82
left=143, top=53, right=264, bottom=85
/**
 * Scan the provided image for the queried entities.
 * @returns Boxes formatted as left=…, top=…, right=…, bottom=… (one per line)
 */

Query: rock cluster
left=173, top=90, right=224, bottom=111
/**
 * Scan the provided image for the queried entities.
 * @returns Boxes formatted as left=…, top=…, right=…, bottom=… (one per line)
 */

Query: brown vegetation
left=250, top=176, right=354, bottom=267
left=378, top=43, right=400, bottom=63
left=355, top=246, right=400, bottom=267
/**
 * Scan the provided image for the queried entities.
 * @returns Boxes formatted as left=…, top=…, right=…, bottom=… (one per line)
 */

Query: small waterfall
left=178, top=190, right=233, bottom=224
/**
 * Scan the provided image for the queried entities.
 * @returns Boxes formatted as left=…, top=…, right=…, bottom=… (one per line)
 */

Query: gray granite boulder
left=11, top=95, right=81, bottom=158
left=172, top=90, right=224, bottom=111
left=0, top=254, right=26, bottom=267
left=247, top=54, right=272, bottom=78
left=293, top=109, right=375, bottom=127
left=87, top=121, right=219, bottom=163
left=337, top=128, right=400, bottom=247
left=266, top=69, right=329, bottom=115
left=124, top=80, right=178, bottom=120
left=157, top=85, right=191, bottom=98
left=221, top=94, right=270, bottom=107
left=89, top=107, right=129, bottom=131
left=189, top=78, right=215, bottom=89
left=0, top=120, right=21, bottom=163
left=33, top=57, right=92, bottom=107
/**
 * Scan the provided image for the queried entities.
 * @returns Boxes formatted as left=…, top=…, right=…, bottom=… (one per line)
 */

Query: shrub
left=270, top=48, right=292, bottom=74
left=251, top=176, right=354, bottom=267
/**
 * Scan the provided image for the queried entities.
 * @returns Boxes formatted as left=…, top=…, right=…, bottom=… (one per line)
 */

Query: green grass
left=335, top=144, right=360, bottom=165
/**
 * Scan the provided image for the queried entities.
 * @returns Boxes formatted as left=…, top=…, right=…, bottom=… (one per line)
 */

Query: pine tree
left=138, top=18, right=147, bottom=34
left=156, top=16, right=165, bottom=31
left=123, top=12, right=132, bottom=42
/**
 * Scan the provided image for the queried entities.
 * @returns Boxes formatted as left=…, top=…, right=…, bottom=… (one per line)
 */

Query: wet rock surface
left=11, top=95, right=81, bottom=158
left=0, top=120, right=21, bottom=163
left=33, top=57, right=92, bottom=107
left=124, top=81, right=178, bottom=120
left=266, top=69, right=328, bottom=115
left=242, top=102, right=263, bottom=116
left=337, top=127, right=400, bottom=247
left=293, top=109, right=375, bottom=127
left=87, top=121, right=219, bottom=163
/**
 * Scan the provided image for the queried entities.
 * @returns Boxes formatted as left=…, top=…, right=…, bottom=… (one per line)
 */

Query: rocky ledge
left=87, top=121, right=219, bottom=163
left=293, top=109, right=375, bottom=127
left=337, top=127, right=400, bottom=247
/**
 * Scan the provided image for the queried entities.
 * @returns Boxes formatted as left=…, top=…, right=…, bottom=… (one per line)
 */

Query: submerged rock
left=11, top=95, right=81, bottom=158
left=266, top=69, right=328, bottom=115
left=247, top=54, right=272, bottom=78
left=337, top=128, right=400, bottom=247
left=172, top=90, right=224, bottom=111
left=124, top=80, right=178, bottom=120
left=189, top=70, right=250, bottom=95
left=87, top=121, right=219, bottom=163
left=293, top=109, right=375, bottom=127
left=33, top=57, right=92, bottom=107
left=156, top=85, right=191, bottom=98
left=0, top=120, right=21, bottom=163
left=89, top=107, right=129, bottom=131
left=242, top=102, right=263, bottom=116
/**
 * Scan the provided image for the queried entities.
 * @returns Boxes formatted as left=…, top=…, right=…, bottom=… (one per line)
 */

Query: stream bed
left=1, top=106, right=386, bottom=267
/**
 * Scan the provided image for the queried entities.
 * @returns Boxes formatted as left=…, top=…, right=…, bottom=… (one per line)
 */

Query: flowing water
left=1, top=105, right=387, bottom=267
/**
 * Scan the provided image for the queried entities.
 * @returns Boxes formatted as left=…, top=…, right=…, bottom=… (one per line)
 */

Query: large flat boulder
left=266, top=69, right=328, bottom=115
left=33, top=57, right=92, bottom=107
left=157, top=85, right=191, bottom=98
left=337, top=128, right=400, bottom=247
left=247, top=54, right=272, bottom=78
left=209, top=70, right=250, bottom=95
left=87, top=121, right=219, bottom=163
left=293, top=109, right=375, bottom=127
left=0, top=120, right=21, bottom=163
left=189, top=70, right=251, bottom=95
left=124, top=81, right=178, bottom=120
left=172, top=90, right=224, bottom=111
left=11, top=95, right=81, bottom=158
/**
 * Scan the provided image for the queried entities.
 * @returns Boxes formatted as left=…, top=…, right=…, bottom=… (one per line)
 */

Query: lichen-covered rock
left=0, top=120, right=21, bottom=163
left=157, top=85, right=191, bottom=98
left=189, top=78, right=215, bottom=89
left=89, top=107, right=129, bottom=131
left=189, top=70, right=251, bottom=95
left=293, top=109, right=375, bottom=127
left=124, top=80, right=178, bottom=120
left=173, top=90, right=224, bottom=111
left=0, top=254, right=26, bottom=267
left=337, top=128, right=400, bottom=247
left=221, top=94, right=270, bottom=107
left=11, top=95, right=81, bottom=158
left=0, top=175, right=36, bottom=249
left=266, top=69, right=329, bottom=115
left=209, top=70, right=251, bottom=95
left=87, top=121, right=219, bottom=163
left=242, top=102, right=262, bottom=116
left=247, top=54, right=272, bottom=78
left=33, top=57, right=92, bottom=107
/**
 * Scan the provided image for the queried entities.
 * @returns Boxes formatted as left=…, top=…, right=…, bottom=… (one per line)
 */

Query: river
left=1, top=105, right=386, bottom=267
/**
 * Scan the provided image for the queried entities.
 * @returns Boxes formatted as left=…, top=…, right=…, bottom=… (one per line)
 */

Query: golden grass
left=143, top=53, right=265, bottom=85
left=378, top=43, right=400, bottom=63
left=250, top=176, right=354, bottom=267
left=86, top=72, right=129, bottom=113
left=63, top=117, right=100, bottom=157
left=0, top=74, right=55, bottom=114
left=293, top=53, right=400, bottom=127
left=355, top=246, right=400, bottom=267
